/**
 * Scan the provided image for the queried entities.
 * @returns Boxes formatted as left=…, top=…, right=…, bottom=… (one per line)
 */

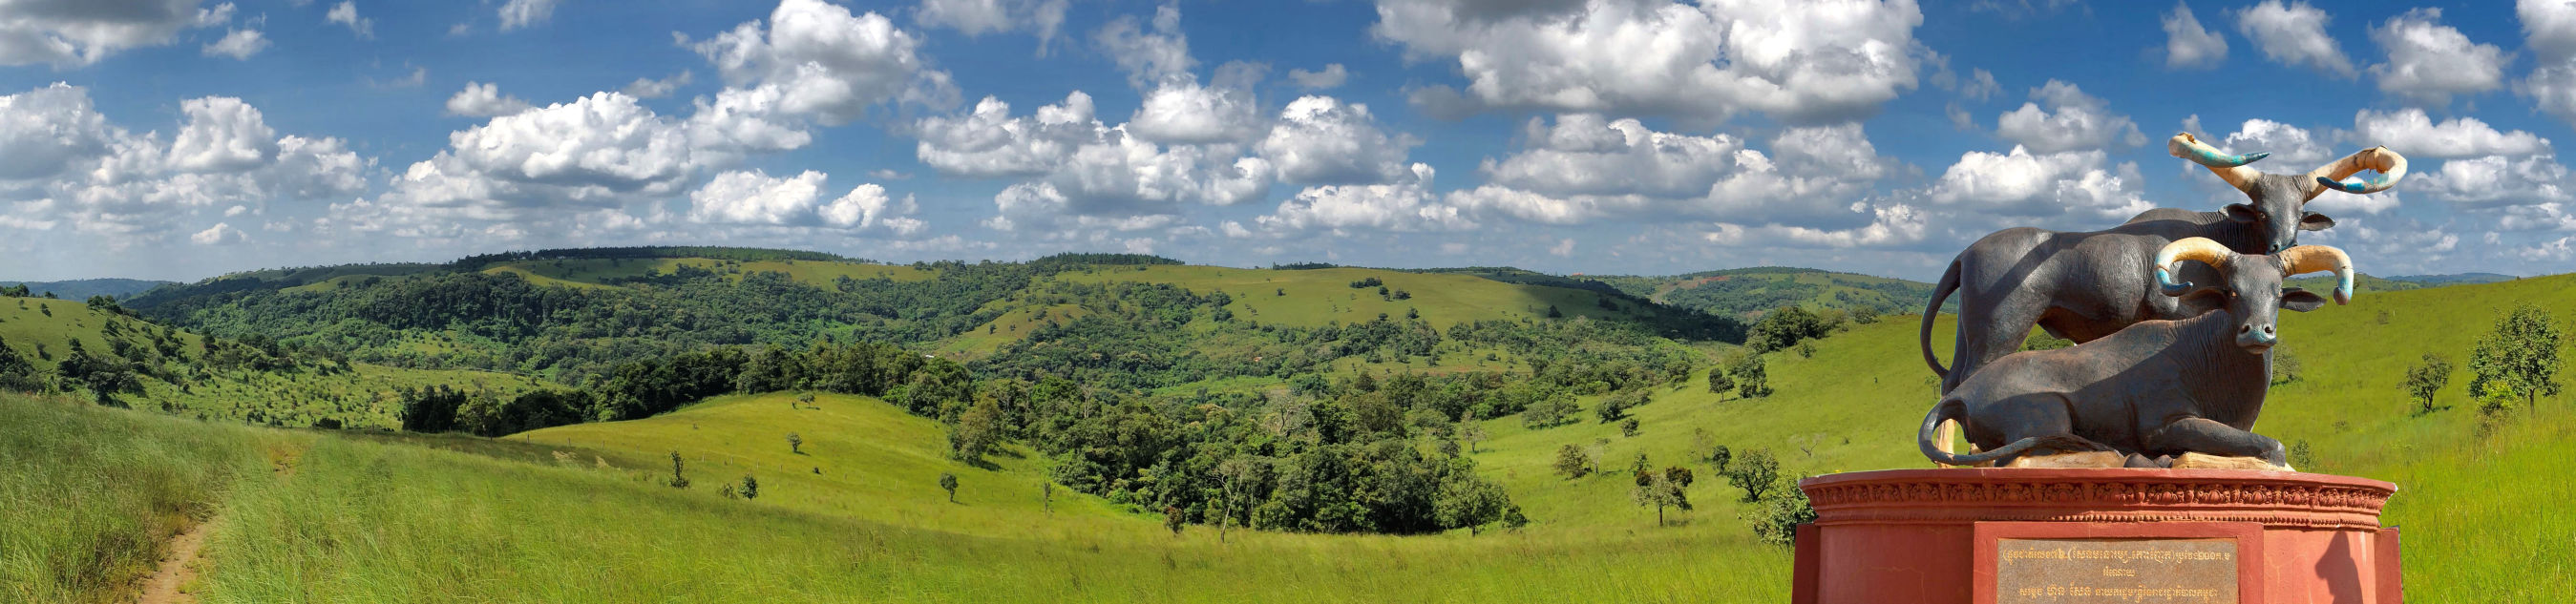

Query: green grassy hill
left=13, top=273, right=2571, bottom=602
left=0, top=299, right=535, bottom=430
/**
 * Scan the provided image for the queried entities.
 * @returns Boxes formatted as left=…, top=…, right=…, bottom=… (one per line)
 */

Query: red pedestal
left=1792, top=469, right=2399, bottom=604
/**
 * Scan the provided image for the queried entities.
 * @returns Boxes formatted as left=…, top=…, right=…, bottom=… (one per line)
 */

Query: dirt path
left=132, top=515, right=216, bottom=604
left=132, top=442, right=305, bottom=604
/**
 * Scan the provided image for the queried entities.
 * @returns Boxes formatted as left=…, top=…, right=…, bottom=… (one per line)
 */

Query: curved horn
left=2154, top=237, right=2235, bottom=296
left=2280, top=245, right=2355, bottom=304
left=2169, top=133, right=2267, bottom=192
left=2306, top=146, right=2408, bottom=199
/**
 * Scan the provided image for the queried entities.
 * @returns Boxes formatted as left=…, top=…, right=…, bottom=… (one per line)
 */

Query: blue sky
left=3, top=0, right=2572, bottom=282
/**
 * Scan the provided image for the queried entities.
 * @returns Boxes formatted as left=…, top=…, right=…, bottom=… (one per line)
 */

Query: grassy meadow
left=4, top=271, right=2573, bottom=602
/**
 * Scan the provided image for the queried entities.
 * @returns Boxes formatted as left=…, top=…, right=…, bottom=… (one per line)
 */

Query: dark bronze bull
left=1915, top=238, right=2353, bottom=469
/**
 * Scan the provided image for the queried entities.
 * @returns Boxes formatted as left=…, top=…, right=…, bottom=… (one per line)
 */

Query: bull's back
left=1954, top=227, right=2059, bottom=301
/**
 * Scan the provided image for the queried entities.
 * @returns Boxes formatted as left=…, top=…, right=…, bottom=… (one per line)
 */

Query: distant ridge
left=0, top=278, right=176, bottom=301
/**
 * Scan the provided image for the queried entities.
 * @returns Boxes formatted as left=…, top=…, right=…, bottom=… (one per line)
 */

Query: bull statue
left=1917, top=133, right=2404, bottom=394
left=1916, top=238, right=2354, bottom=469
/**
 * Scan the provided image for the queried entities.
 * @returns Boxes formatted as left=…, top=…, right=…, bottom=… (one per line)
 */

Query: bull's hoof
left=2002, top=451, right=2126, bottom=469
left=2171, top=452, right=2294, bottom=471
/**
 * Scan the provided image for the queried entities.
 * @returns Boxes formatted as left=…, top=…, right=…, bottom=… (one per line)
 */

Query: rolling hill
left=8, top=270, right=2570, bottom=602
left=0, top=279, right=176, bottom=301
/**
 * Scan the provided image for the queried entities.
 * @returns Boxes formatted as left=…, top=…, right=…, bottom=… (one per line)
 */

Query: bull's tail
left=1919, top=399, right=2039, bottom=467
left=1919, top=258, right=1963, bottom=380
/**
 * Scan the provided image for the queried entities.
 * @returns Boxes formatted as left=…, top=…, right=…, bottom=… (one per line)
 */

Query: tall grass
left=0, top=394, right=284, bottom=604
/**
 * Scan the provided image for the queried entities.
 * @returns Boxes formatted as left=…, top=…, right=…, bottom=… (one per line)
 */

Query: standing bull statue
left=1917, top=133, right=2404, bottom=394
left=1917, top=238, right=2354, bottom=469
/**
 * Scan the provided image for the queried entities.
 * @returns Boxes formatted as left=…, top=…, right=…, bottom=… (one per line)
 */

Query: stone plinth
left=1791, top=469, right=2399, bottom=604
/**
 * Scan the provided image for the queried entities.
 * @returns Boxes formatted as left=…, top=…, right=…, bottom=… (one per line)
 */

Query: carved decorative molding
left=1799, top=469, right=2395, bottom=530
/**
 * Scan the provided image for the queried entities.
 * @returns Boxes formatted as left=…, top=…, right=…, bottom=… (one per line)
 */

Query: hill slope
left=9, top=272, right=2574, bottom=601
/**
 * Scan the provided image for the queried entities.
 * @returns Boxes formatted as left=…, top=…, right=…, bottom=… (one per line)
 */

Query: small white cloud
left=192, top=222, right=248, bottom=245
left=1287, top=64, right=1348, bottom=90
left=327, top=1, right=375, bottom=39
left=445, top=82, right=534, bottom=117
left=499, top=0, right=561, bottom=31
left=622, top=71, right=693, bottom=98
left=1548, top=238, right=1575, bottom=258
left=201, top=29, right=269, bottom=60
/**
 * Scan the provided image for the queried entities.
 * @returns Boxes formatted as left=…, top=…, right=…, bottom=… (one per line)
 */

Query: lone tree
left=1043, top=482, right=1054, bottom=514
left=1707, top=366, right=1735, bottom=396
left=739, top=474, right=759, bottom=500
left=1633, top=466, right=1696, bottom=527
left=939, top=472, right=959, bottom=503
left=1725, top=448, right=1780, bottom=503
left=668, top=451, right=690, bottom=489
left=2402, top=353, right=2455, bottom=415
left=797, top=392, right=816, bottom=408
left=1552, top=444, right=1592, bottom=479
left=1620, top=417, right=1641, bottom=437
left=2469, top=303, right=2564, bottom=413
left=1458, top=412, right=1488, bottom=453
left=1433, top=475, right=1510, bottom=535
left=1164, top=506, right=1185, bottom=537
left=1731, top=356, right=1772, bottom=399
left=787, top=432, right=803, bottom=454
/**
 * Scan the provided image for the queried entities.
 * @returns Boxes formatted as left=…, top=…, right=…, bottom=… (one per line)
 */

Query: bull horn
left=2280, top=245, right=2354, bottom=304
left=2169, top=133, right=2267, bottom=192
left=2154, top=237, right=2235, bottom=296
left=2305, top=146, right=2408, bottom=199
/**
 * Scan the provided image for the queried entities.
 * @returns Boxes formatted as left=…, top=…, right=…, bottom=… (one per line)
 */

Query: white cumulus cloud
left=2367, top=8, right=2506, bottom=108
left=1994, top=80, right=2147, bottom=154
left=2232, top=0, right=2352, bottom=77
left=2163, top=2, right=2228, bottom=70
left=1371, top=0, right=1929, bottom=124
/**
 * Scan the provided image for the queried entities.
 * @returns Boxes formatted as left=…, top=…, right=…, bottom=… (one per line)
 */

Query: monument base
left=1792, top=469, right=2398, bottom=604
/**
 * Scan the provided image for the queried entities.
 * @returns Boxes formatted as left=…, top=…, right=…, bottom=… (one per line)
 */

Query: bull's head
left=2170, top=133, right=2408, bottom=254
left=2154, top=237, right=2353, bottom=353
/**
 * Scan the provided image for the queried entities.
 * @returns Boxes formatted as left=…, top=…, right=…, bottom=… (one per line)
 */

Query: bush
left=1619, top=417, right=1640, bottom=437
left=1552, top=445, right=1591, bottom=479
left=1743, top=473, right=1815, bottom=547
left=2270, top=345, right=2303, bottom=385
left=1522, top=395, right=1579, bottom=429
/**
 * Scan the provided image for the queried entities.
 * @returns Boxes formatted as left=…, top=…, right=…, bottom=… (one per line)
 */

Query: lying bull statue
left=1918, top=133, right=2404, bottom=394
left=1916, top=237, right=2354, bottom=469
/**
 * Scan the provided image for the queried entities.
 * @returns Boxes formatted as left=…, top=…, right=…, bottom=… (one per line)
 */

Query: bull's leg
left=1951, top=297, right=2047, bottom=392
left=2143, top=417, right=2288, bottom=466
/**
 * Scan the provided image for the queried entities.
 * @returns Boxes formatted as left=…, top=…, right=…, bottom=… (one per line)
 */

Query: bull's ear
left=2298, top=212, right=2335, bottom=231
left=2281, top=288, right=2329, bottom=312
left=2224, top=203, right=2260, bottom=223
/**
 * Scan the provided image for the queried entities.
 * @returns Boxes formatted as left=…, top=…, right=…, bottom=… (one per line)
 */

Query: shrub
left=1743, top=473, right=1815, bottom=547
left=1619, top=417, right=1640, bottom=437
left=667, top=451, right=689, bottom=489
left=1552, top=445, right=1591, bottom=479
